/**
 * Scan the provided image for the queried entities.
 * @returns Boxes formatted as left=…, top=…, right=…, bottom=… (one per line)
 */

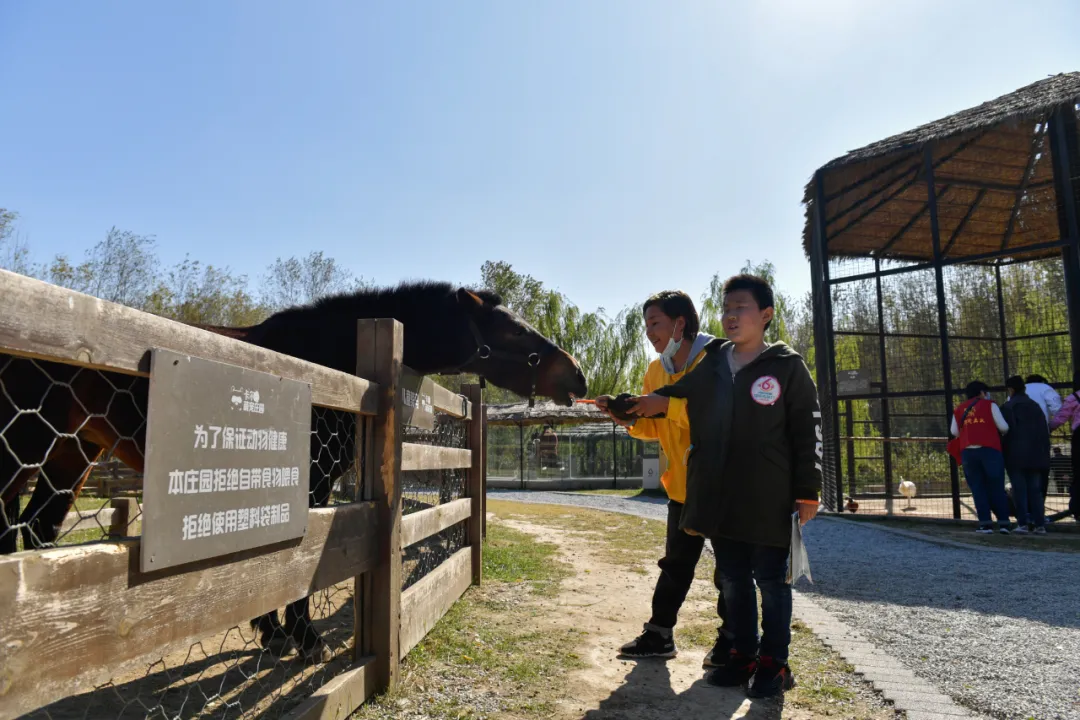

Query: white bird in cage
left=898, top=477, right=917, bottom=511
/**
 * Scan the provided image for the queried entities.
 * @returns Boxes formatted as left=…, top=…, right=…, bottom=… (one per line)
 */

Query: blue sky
left=1, top=1, right=1077, bottom=317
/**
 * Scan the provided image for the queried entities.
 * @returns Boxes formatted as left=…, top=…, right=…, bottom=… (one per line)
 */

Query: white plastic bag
left=787, top=511, right=813, bottom=585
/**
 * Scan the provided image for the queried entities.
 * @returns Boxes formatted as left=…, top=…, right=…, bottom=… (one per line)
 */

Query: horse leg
left=1, top=357, right=73, bottom=554
left=248, top=612, right=291, bottom=657
left=284, top=596, right=331, bottom=663
left=20, top=439, right=105, bottom=549
left=0, top=488, right=22, bottom=553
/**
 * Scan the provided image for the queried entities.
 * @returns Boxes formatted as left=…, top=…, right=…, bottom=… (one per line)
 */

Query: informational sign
left=141, top=349, right=312, bottom=572
left=836, top=369, right=871, bottom=397
left=400, top=367, right=436, bottom=430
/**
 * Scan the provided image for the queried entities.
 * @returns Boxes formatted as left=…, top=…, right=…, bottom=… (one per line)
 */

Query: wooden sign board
left=141, top=349, right=312, bottom=572
left=836, top=369, right=871, bottom=397
left=400, top=367, right=436, bottom=430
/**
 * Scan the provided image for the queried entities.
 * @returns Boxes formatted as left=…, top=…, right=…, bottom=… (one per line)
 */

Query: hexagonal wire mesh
left=401, top=411, right=470, bottom=592
left=2, top=352, right=372, bottom=719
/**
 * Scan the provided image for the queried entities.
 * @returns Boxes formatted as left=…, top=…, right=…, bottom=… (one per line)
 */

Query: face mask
left=661, top=335, right=682, bottom=362
left=660, top=322, right=684, bottom=362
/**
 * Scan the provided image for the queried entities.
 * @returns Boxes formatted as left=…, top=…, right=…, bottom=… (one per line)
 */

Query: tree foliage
left=700, top=259, right=792, bottom=345
left=260, top=251, right=371, bottom=311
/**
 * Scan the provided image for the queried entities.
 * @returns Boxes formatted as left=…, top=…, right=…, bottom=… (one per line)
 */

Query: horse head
left=448, top=288, right=587, bottom=407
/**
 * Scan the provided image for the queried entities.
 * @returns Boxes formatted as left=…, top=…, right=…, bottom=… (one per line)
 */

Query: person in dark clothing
left=1000, top=376, right=1050, bottom=534
left=632, top=274, right=821, bottom=698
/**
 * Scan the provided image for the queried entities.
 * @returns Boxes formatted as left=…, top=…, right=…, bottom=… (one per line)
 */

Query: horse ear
left=456, top=287, right=486, bottom=311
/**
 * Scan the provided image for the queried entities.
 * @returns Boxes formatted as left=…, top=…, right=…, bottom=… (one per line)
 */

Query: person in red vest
left=950, top=380, right=1012, bottom=534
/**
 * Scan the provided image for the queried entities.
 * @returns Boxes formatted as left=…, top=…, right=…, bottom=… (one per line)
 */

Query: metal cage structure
left=804, top=73, right=1080, bottom=521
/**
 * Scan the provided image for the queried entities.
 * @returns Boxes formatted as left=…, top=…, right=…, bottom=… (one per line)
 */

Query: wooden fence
left=0, top=269, right=485, bottom=720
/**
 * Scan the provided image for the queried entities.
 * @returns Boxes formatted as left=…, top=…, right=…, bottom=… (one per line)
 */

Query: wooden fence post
left=355, top=319, right=404, bottom=690
left=464, top=384, right=483, bottom=584
left=481, top=413, right=488, bottom=539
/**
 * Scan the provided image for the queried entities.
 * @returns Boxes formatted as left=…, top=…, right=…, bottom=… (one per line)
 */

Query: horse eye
left=514, top=328, right=525, bottom=337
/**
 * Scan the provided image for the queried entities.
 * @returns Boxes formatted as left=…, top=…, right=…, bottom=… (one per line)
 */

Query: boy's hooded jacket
left=652, top=338, right=822, bottom=548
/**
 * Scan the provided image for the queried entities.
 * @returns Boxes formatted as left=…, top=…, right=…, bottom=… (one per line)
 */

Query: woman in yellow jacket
left=596, top=290, right=729, bottom=666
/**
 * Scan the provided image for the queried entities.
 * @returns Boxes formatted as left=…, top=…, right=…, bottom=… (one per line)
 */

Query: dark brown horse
left=0, top=280, right=587, bottom=661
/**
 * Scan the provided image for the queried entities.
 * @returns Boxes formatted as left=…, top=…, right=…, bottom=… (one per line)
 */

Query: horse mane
left=306, top=280, right=502, bottom=313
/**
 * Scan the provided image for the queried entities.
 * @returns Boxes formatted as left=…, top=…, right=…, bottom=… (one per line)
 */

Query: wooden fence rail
left=0, top=277, right=485, bottom=720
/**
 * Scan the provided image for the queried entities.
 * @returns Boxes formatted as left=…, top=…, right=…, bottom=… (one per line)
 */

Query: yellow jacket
left=628, top=332, right=714, bottom=503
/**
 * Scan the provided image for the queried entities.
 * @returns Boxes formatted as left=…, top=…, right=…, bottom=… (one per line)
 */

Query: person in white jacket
left=1024, top=374, right=1063, bottom=424
left=1025, top=374, right=1062, bottom=510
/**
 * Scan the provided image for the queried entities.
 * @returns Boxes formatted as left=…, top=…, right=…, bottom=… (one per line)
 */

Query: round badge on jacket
left=751, top=375, right=782, bottom=405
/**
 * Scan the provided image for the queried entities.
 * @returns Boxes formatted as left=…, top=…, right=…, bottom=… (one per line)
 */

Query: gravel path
left=490, top=490, right=1080, bottom=720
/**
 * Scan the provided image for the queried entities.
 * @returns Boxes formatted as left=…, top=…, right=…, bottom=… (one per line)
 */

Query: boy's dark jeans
left=649, top=501, right=727, bottom=631
left=1008, top=468, right=1046, bottom=527
left=711, top=536, right=791, bottom=663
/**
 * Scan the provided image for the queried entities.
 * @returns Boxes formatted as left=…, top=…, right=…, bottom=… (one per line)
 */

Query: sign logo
left=751, top=375, right=781, bottom=405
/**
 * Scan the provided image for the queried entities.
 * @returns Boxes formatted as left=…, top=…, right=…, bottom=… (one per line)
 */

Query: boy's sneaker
left=1035, top=525, right=1048, bottom=535
left=747, top=655, right=796, bottom=698
left=618, top=624, right=676, bottom=659
left=705, top=651, right=758, bottom=687
left=975, top=526, right=993, bottom=535
left=1013, top=525, right=1030, bottom=535
left=998, top=525, right=1011, bottom=535
left=702, top=630, right=733, bottom=668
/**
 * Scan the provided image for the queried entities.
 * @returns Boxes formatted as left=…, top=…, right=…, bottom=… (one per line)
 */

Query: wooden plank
left=464, top=384, right=483, bottom=585
left=357, top=319, right=404, bottom=691
left=432, top=380, right=471, bottom=420
left=0, top=268, right=378, bottom=414
left=280, top=656, right=377, bottom=720
left=399, top=366, right=471, bottom=422
left=399, top=547, right=472, bottom=658
left=401, top=498, right=471, bottom=548
left=401, top=443, right=472, bottom=472
left=0, top=501, right=380, bottom=720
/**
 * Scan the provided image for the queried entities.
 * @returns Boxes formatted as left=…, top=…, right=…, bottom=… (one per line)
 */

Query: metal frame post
left=995, top=263, right=1010, bottom=381
left=612, top=422, right=618, bottom=489
left=1048, top=104, right=1080, bottom=388
left=844, top=399, right=855, bottom=500
left=874, top=258, right=895, bottom=514
left=811, top=171, right=844, bottom=512
left=925, top=144, right=962, bottom=519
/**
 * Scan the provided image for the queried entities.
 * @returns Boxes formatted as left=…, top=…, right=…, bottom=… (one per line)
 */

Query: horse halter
left=461, top=318, right=545, bottom=408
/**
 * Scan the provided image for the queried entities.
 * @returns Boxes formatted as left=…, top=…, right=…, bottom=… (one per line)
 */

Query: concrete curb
left=818, top=515, right=1080, bottom=558
left=792, top=591, right=982, bottom=719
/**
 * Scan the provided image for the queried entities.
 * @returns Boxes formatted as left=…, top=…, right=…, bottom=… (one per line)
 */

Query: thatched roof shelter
left=803, top=72, right=1080, bottom=263
left=485, top=400, right=610, bottom=427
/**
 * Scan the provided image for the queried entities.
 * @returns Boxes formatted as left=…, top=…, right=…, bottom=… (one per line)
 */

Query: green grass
left=482, top=522, right=571, bottom=597
left=352, top=521, right=583, bottom=719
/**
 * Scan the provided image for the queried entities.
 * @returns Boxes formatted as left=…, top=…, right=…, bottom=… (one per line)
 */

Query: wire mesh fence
left=825, top=256, right=1076, bottom=522
left=401, top=412, right=471, bottom=591
left=2, top=351, right=376, bottom=719
left=485, top=422, right=648, bottom=487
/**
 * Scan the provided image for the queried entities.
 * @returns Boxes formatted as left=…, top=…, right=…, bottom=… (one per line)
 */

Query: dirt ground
left=498, top=516, right=769, bottom=719
left=493, top=513, right=891, bottom=720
